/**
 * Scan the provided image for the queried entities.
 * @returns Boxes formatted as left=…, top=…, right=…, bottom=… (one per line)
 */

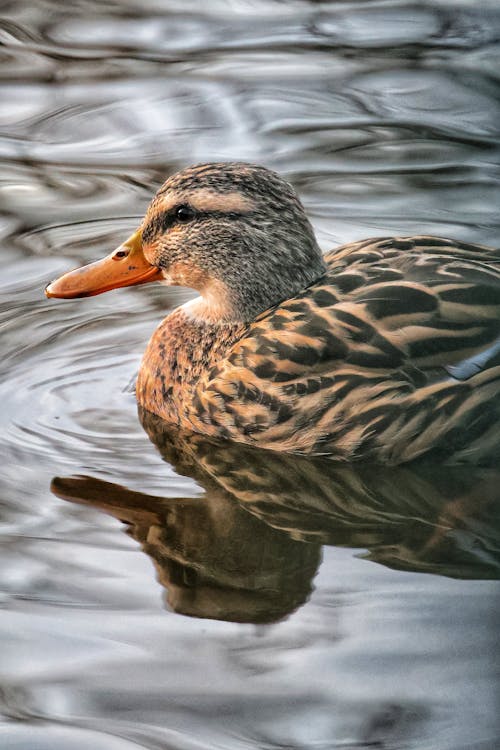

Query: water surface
left=1, top=1, right=500, bottom=748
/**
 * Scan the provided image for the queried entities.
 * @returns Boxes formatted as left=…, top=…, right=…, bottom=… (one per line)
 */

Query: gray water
left=1, top=1, right=500, bottom=748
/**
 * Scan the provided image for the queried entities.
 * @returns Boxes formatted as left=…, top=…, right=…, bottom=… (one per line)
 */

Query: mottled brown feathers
left=141, top=163, right=325, bottom=322
left=137, top=233, right=500, bottom=465
left=137, top=308, right=247, bottom=425
left=46, top=161, right=499, bottom=464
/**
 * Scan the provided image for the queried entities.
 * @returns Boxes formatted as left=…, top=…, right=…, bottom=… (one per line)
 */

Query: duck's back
left=194, top=236, right=500, bottom=465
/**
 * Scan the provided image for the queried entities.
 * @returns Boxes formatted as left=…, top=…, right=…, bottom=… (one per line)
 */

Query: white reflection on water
left=1, top=0, right=500, bottom=748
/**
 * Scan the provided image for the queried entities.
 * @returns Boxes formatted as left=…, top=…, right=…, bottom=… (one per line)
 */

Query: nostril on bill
left=113, top=249, right=129, bottom=260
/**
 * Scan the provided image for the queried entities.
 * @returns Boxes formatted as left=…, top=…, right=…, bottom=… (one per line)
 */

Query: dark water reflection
left=1, top=1, right=500, bottom=748
left=53, top=413, right=500, bottom=625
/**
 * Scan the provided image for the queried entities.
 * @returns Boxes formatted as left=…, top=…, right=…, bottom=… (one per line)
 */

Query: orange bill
left=45, top=229, right=163, bottom=299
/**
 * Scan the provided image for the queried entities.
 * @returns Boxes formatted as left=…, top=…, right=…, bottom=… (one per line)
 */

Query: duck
left=45, top=162, right=500, bottom=465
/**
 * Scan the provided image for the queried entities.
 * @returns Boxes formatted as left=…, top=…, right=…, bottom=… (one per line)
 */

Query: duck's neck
left=136, top=301, right=247, bottom=425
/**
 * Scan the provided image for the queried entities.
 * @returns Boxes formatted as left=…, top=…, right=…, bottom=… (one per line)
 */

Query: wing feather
left=195, top=236, right=500, bottom=463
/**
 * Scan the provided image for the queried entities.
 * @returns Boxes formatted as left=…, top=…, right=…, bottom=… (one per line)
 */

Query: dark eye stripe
left=142, top=208, right=247, bottom=243
left=142, top=208, right=182, bottom=242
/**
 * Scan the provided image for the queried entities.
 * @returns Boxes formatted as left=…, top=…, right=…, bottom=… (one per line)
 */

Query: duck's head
left=46, top=163, right=325, bottom=322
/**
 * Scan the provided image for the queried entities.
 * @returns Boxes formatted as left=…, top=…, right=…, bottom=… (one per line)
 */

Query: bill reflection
left=51, top=409, right=500, bottom=624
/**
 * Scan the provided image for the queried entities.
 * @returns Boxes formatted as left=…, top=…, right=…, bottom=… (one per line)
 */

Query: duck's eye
left=176, top=205, right=195, bottom=222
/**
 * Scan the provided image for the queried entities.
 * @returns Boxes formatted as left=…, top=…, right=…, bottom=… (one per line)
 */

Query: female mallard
left=46, top=163, right=500, bottom=465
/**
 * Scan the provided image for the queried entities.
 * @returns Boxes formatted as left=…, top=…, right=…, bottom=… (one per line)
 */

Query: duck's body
left=137, top=235, right=500, bottom=464
left=46, top=163, right=500, bottom=465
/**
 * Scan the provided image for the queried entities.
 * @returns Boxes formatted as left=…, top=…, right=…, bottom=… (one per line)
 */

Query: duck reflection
left=51, top=408, right=500, bottom=623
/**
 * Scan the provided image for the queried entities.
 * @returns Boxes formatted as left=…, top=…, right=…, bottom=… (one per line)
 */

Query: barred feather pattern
left=137, top=236, right=500, bottom=465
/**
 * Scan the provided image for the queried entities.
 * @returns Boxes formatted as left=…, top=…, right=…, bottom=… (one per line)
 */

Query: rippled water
left=1, top=1, right=500, bottom=748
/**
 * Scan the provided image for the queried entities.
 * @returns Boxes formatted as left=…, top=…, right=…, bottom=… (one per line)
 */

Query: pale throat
left=160, top=266, right=243, bottom=324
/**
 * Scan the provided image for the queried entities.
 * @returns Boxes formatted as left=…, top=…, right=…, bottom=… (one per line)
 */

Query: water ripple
left=1, top=1, right=500, bottom=748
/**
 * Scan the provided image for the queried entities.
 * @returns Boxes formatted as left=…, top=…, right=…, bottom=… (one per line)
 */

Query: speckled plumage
left=138, top=231, right=500, bottom=465
left=141, top=163, right=325, bottom=321
left=47, top=163, right=500, bottom=465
